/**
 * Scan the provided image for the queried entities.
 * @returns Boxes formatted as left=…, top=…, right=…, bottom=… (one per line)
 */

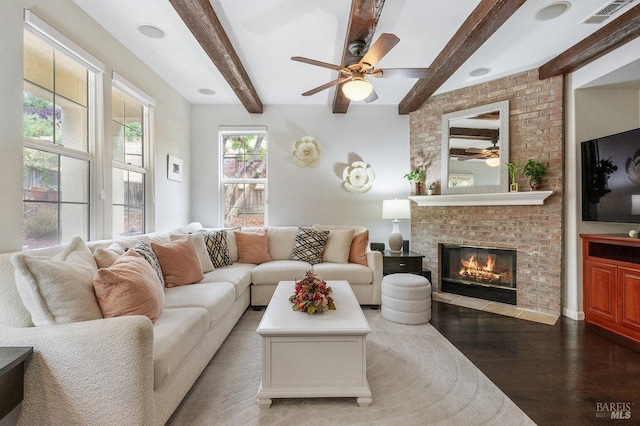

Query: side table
left=0, top=347, right=33, bottom=420
left=382, top=250, right=431, bottom=282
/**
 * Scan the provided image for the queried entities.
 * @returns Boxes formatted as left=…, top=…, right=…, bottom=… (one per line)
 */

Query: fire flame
left=458, top=255, right=501, bottom=282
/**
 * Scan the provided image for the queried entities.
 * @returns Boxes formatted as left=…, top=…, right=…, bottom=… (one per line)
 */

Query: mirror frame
left=441, top=100, right=509, bottom=195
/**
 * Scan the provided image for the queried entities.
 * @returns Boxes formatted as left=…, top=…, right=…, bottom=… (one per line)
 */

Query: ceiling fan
left=453, top=140, right=501, bottom=167
left=291, top=33, right=431, bottom=102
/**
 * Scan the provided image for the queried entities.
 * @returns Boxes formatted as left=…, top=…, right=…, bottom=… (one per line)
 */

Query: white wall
left=564, top=37, right=640, bottom=320
left=0, top=0, right=191, bottom=252
left=191, top=105, right=411, bottom=247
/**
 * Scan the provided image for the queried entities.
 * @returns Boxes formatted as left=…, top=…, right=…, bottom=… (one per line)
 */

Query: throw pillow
left=169, top=233, right=215, bottom=273
left=93, top=243, right=126, bottom=269
left=289, top=227, right=329, bottom=265
left=93, top=250, right=165, bottom=323
left=234, top=230, right=272, bottom=264
left=131, top=241, right=165, bottom=287
left=11, top=236, right=103, bottom=326
left=322, top=229, right=355, bottom=263
left=202, top=230, right=233, bottom=267
left=151, top=237, right=204, bottom=288
left=349, top=230, right=369, bottom=266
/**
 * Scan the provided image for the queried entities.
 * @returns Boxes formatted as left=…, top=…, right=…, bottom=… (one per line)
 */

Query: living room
left=1, top=0, right=640, bottom=424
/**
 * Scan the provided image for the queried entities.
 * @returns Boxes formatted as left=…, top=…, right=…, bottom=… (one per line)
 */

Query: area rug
left=167, top=309, right=535, bottom=426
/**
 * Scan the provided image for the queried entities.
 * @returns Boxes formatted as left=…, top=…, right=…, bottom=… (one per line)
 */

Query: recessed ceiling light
left=535, top=2, right=571, bottom=21
left=198, top=88, right=216, bottom=95
left=137, top=23, right=166, bottom=39
left=469, top=68, right=491, bottom=77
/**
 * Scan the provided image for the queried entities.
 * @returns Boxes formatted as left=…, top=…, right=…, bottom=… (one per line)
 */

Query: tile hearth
left=433, top=292, right=559, bottom=325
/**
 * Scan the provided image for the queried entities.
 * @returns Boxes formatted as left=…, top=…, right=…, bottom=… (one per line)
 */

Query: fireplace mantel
left=409, top=190, right=553, bottom=207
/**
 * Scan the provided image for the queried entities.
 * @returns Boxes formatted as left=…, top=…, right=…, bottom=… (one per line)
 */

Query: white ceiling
left=71, top=0, right=640, bottom=107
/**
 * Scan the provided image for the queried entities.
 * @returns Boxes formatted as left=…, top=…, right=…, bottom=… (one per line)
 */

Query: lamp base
left=388, top=220, right=403, bottom=253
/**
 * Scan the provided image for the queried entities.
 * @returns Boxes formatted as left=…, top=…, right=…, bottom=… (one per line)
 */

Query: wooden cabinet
left=382, top=251, right=431, bottom=282
left=581, top=234, right=640, bottom=343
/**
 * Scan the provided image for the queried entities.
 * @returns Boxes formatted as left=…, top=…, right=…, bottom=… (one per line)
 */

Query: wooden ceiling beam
left=398, top=0, right=526, bottom=115
left=170, top=0, right=263, bottom=113
left=332, top=0, right=385, bottom=114
left=538, top=5, right=640, bottom=80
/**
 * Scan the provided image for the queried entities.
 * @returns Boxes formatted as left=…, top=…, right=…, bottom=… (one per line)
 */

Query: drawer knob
left=400, top=263, right=406, bottom=267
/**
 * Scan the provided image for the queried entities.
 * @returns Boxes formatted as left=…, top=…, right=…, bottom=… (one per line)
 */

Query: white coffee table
left=256, top=280, right=372, bottom=407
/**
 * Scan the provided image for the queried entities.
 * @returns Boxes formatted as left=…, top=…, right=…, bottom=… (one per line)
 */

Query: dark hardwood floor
left=430, top=301, right=640, bottom=426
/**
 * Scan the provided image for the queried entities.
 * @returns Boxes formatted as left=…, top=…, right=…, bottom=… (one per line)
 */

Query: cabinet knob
left=400, top=263, right=406, bottom=267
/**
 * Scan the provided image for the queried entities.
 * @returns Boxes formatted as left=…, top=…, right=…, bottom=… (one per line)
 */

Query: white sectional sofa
left=0, top=223, right=382, bottom=426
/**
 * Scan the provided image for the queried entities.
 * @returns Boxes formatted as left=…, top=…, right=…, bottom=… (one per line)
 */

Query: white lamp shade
left=382, top=199, right=411, bottom=220
left=342, top=78, right=373, bottom=101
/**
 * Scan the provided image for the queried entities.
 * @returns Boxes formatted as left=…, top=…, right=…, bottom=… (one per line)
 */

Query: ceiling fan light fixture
left=486, top=157, right=501, bottom=167
left=342, top=77, right=373, bottom=101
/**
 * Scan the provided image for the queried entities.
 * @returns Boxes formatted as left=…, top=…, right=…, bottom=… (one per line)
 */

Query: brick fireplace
left=409, top=69, right=563, bottom=316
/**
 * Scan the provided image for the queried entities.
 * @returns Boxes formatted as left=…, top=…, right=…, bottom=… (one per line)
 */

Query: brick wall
left=409, top=69, right=563, bottom=315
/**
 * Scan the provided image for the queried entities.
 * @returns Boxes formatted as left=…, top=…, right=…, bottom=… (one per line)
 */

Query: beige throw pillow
left=93, top=243, right=126, bottom=269
left=12, top=236, right=103, bottom=326
left=170, top=233, right=215, bottom=273
left=322, top=229, right=355, bottom=263
left=93, top=250, right=165, bottom=323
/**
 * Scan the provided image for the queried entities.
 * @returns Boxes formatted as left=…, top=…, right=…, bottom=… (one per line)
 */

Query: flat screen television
left=581, top=127, right=640, bottom=223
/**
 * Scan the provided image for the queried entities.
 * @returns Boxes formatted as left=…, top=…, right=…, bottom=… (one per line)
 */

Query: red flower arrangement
left=289, top=271, right=336, bottom=315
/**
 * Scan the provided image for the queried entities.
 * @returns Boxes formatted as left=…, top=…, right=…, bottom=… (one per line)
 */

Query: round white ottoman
left=381, top=273, right=431, bottom=324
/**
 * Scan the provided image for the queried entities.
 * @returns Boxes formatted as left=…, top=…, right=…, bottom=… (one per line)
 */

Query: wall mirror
left=441, top=100, right=509, bottom=194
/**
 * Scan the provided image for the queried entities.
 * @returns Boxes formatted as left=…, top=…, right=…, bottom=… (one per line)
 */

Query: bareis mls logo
left=595, top=402, right=632, bottom=419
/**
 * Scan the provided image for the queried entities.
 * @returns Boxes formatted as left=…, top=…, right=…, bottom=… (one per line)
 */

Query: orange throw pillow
left=151, top=237, right=204, bottom=288
left=93, top=250, right=165, bottom=322
left=234, top=230, right=272, bottom=264
left=349, top=230, right=369, bottom=266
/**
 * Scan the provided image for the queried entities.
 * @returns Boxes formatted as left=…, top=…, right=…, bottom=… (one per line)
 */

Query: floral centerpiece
left=289, top=271, right=336, bottom=315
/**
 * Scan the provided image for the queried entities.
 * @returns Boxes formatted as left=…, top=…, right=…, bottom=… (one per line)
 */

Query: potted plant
left=427, top=182, right=436, bottom=196
left=506, top=160, right=520, bottom=192
left=592, top=157, right=617, bottom=190
left=404, top=167, right=426, bottom=195
left=523, top=159, right=549, bottom=191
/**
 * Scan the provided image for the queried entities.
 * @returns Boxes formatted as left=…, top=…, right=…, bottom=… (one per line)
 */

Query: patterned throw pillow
left=289, top=227, right=329, bottom=265
left=203, top=230, right=233, bottom=268
left=131, top=241, right=165, bottom=287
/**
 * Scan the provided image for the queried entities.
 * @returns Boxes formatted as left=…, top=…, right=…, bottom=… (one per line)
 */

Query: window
left=111, top=75, right=153, bottom=237
left=220, top=127, right=267, bottom=227
left=22, top=13, right=103, bottom=249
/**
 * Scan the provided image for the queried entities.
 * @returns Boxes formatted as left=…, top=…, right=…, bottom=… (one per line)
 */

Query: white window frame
left=219, top=126, right=268, bottom=227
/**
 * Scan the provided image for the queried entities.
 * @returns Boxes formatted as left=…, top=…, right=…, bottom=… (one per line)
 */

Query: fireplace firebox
left=439, top=244, right=517, bottom=305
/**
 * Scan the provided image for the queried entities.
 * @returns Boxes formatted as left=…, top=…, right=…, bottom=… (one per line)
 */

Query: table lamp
left=382, top=199, right=411, bottom=253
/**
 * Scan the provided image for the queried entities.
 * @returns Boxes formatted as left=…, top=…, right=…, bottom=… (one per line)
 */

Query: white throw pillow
left=322, top=229, right=355, bottom=263
left=12, top=236, right=103, bottom=326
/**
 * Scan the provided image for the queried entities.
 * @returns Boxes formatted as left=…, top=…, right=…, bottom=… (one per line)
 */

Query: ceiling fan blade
left=359, top=33, right=399, bottom=69
left=291, top=56, right=345, bottom=72
left=301, top=77, right=351, bottom=97
left=373, top=68, right=433, bottom=79
left=364, top=87, right=378, bottom=103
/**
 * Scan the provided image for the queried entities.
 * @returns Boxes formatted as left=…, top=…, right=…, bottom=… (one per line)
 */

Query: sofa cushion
left=201, top=264, right=253, bottom=298
left=251, top=260, right=311, bottom=285
left=11, top=236, right=103, bottom=326
left=235, top=230, right=272, bottom=264
left=152, top=237, right=204, bottom=288
left=289, top=228, right=329, bottom=265
left=152, top=307, right=209, bottom=389
left=349, top=230, right=369, bottom=266
left=202, top=230, right=233, bottom=267
left=265, top=227, right=298, bottom=260
left=93, top=250, right=165, bottom=323
left=93, top=243, right=125, bottom=268
left=131, top=241, right=165, bottom=287
left=322, top=229, right=355, bottom=263
left=313, top=262, right=373, bottom=284
left=170, top=233, right=215, bottom=273
left=164, top=282, right=235, bottom=327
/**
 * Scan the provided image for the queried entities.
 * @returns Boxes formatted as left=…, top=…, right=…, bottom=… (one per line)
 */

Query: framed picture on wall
left=168, top=155, right=183, bottom=182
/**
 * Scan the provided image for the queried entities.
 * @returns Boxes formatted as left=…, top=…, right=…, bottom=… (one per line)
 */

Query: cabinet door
left=618, top=267, right=640, bottom=334
left=584, top=261, right=617, bottom=323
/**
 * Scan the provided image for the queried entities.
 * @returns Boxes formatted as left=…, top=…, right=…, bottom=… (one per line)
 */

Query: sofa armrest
left=366, top=250, right=383, bottom=305
left=0, top=316, right=155, bottom=426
